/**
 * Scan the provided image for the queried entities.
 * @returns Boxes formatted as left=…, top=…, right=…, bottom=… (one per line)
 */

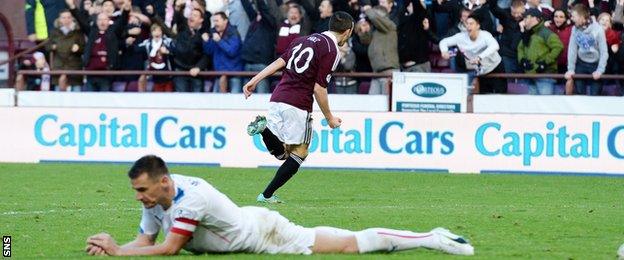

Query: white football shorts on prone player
left=243, top=206, right=316, bottom=254
left=266, top=102, right=313, bottom=145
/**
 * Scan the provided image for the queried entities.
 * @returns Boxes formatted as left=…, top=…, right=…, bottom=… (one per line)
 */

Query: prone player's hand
left=85, top=243, right=107, bottom=255
left=327, top=116, right=342, bottom=129
left=87, top=233, right=119, bottom=256
left=243, top=81, right=256, bottom=99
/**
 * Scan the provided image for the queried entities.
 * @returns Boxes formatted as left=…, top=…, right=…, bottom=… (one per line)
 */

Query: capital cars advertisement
left=1, top=107, right=623, bottom=175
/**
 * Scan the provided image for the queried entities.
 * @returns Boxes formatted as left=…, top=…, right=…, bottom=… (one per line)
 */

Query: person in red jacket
left=547, top=9, right=573, bottom=75
left=597, top=12, right=621, bottom=87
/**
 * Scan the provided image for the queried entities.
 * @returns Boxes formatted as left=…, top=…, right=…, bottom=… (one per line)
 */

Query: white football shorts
left=243, top=206, right=316, bottom=254
left=266, top=102, right=313, bottom=145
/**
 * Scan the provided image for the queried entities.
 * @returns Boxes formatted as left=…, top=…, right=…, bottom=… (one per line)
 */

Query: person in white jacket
left=439, top=14, right=507, bottom=94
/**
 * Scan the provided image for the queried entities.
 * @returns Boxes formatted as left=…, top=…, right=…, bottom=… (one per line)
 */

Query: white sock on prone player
left=354, top=228, right=437, bottom=253
left=314, top=226, right=355, bottom=236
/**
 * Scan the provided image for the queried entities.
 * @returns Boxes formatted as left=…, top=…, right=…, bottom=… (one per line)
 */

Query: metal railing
left=16, top=70, right=624, bottom=80
left=16, top=70, right=391, bottom=78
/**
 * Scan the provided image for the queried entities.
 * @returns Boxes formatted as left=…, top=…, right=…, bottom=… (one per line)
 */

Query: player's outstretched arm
left=87, top=232, right=190, bottom=256
left=313, top=83, right=342, bottom=128
left=120, top=233, right=157, bottom=249
left=243, top=58, right=286, bottom=99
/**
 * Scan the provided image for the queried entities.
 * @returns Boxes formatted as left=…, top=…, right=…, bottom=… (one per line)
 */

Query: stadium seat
left=553, top=84, right=565, bottom=95
left=506, top=82, right=529, bottom=94
left=602, top=84, right=622, bottom=96
left=358, top=81, right=370, bottom=94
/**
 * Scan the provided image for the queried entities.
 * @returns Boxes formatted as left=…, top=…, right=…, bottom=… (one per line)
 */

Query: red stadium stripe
left=175, top=218, right=199, bottom=226
left=171, top=227, right=193, bottom=237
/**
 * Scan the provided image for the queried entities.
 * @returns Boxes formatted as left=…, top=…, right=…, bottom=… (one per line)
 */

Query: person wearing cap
left=517, top=8, right=563, bottom=95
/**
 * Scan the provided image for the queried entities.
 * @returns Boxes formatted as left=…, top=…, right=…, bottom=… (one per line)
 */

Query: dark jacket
left=171, top=11, right=209, bottom=70
left=352, top=32, right=373, bottom=74
left=434, top=0, right=496, bottom=35
left=25, top=0, right=66, bottom=36
left=488, top=0, right=522, bottom=59
left=241, top=0, right=278, bottom=64
left=398, top=0, right=432, bottom=65
left=314, top=17, right=330, bottom=34
left=70, top=7, right=129, bottom=69
left=45, top=24, right=85, bottom=85
left=45, top=25, right=85, bottom=70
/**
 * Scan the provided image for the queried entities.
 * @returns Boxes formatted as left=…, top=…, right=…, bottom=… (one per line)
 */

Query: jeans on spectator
left=173, top=75, right=204, bottom=92
left=369, top=77, right=390, bottom=95
left=502, top=55, right=521, bottom=82
left=213, top=76, right=243, bottom=93
left=526, top=78, right=556, bottom=95
left=85, top=76, right=112, bottom=92
left=244, top=63, right=270, bottom=93
left=449, top=56, right=459, bottom=72
left=574, top=60, right=602, bottom=96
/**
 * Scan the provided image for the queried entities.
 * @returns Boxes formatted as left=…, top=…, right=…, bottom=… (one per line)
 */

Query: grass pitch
left=1, top=163, right=623, bottom=259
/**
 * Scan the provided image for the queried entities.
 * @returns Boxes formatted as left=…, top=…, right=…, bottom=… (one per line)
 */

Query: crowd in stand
left=17, top=0, right=624, bottom=95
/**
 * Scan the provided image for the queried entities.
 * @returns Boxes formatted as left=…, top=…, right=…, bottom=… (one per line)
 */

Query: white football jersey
left=139, top=174, right=261, bottom=253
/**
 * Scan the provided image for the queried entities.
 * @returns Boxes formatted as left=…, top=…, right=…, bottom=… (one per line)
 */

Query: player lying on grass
left=85, top=155, right=475, bottom=256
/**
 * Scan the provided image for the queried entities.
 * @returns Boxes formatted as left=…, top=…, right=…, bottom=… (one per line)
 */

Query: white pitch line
left=1, top=208, right=141, bottom=216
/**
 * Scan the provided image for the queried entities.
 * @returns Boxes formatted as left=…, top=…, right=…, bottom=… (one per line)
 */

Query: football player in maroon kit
left=243, top=11, right=354, bottom=203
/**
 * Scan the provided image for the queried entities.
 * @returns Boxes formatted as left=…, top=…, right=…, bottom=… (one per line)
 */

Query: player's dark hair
left=329, top=11, right=354, bottom=33
left=128, top=155, right=169, bottom=180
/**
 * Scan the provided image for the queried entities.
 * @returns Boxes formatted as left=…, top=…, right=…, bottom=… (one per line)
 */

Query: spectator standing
left=171, top=5, right=209, bottom=92
left=351, top=19, right=373, bottom=87
left=203, top=12, right=244, bottom=93
left=525, top=0, right=555, bottom=20
left=439, top=14, right=506, bottom=93
left=118, top=12, right=150, bottom=91
left=398, top=0, right=433, bottom=72
left=334, top=39, right=358, bottom=94
left=25, top=0, right=66, bottom=43
left=489, top=0, right=525, bottom=75
left=597, top=12, right=621, bottom=81
left=46, top=9, right=85, bottom=91
left=434, top=0, right=497, bottom=35
left=67, top=0, right=130, bottom=91
left=365, top=5, right=399, bottom=95
left=227, top=0, right=252, bottom=41
left=276, top=4, right=305, bottom=57
left=428, top=7, right=471, bottom=73
left=241, top=0, right=279, bottom=94
left=138, top=23, right=175, bottom=92
left=565, top=4, right=608, bottom=95
left=517, top=8, right=563, bottom=95
left=314, top=0, right=334, bottom=33
left=15, top=52, right=51, bottom=91
left=547, top=9, right=573, bottom=74
left=372, top=0, right=401, bottom=25
left=614, top=0, right=624, bottom=24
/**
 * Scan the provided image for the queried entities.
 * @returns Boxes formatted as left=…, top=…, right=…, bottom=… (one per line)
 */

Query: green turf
left=1, top=163, right=623, bottom=259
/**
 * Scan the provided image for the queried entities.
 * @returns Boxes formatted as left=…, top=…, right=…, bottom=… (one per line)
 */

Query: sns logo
left=412, top=83, right=446, bottom=98
left=3, top=236, right=10, bottom=257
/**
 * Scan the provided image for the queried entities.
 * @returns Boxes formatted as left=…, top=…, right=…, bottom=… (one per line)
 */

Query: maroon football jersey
left=270, top=32, right=340, bottom=112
